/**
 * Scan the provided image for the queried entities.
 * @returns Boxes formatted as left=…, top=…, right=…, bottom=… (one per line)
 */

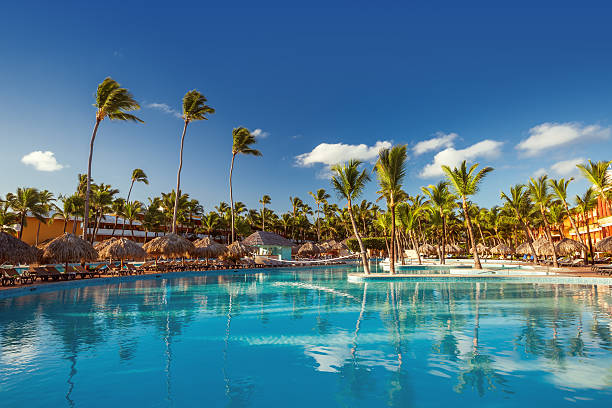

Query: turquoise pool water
left=1, top=266, right=612, bottom=407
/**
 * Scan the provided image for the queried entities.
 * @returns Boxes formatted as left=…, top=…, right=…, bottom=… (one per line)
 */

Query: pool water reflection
left=1, top=266, right=612, bottom=407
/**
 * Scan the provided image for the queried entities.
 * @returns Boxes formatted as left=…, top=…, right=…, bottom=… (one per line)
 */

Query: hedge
left=345, top=237, right=387, bottom=252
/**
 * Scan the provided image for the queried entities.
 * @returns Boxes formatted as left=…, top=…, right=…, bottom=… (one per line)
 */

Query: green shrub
left=346, top=237, right=387, bottom=252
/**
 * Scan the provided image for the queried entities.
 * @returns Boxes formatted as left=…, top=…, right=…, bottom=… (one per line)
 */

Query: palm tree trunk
left=18, top=214, right=25, bottom=240
left=389, top=199, right=396, bottom=274
left=316, top=204, right=320, bottom=241
left=347, top=201, right=369, bottom=274
left=262, top=203, right=266, bottom=231
left=410, top=231, right=422, bottom=265
left=541, top=207, right=559, bottom=268
left=172, top=121, right=189, bottom=234
left=563, top=202, right=584, bottom=245
left=440, top=210, right=446, bottom=265
left=229, top=153, right=236, bottom=243
left=63, top=219, right=67, bottom=233
left=36, top=220, right=41, bottom=246
left=461, top=196, right=482, bottom=269
left=131, top=221, right=135, bottom=238
left=83, top=118, right=101, bottom=241
left=520, top=221, right=539, bottom=264
left=584, top=214, right=594, bottom=264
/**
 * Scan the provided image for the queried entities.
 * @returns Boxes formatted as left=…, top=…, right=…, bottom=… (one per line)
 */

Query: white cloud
left=533, top=168, right=547, bottom=178
left=550, top=157, right=585, bottom=176
left=21, top=151, right=65, bottom=172
left=295, top=141, right=392, bottom=178
left=420, top=140, right=503, bottom=178
left=251, top=128, right=269, bottom=139
left=413, top=132, right=457, bottom=155
left=146, top=103, right=182, bottom=119
left=516, top=122, right=610, bottom=156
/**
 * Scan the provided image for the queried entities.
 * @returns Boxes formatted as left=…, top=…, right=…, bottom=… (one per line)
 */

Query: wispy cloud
left=413, top=132, right=457, bottom=156
left=146, top=103, right=182, bottom=119
left=296, top=141, right=392, bottom=178
left=516, top=122, right=610, bottom=156
left=21, top=151, right=65, bottom=172
left=550, top=157, right=585, bottom=176
left=420, top=140, right=503, bottom=178
left=251, top=128, right=270, bottom=139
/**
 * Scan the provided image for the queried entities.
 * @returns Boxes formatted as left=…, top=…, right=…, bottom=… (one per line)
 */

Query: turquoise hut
left=242, top=231, right=294, bottom=260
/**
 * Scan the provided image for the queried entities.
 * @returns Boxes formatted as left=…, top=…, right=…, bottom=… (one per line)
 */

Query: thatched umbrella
left=319, top=242, right=332, bottom=251
left=298, top=242, right=320, bottom=257
left=226, top=241, right=252, bottom=257
left=419, top=243, right=436, bottom=255
left=94, top=238, right=117, bottom=252
left=98, top=238, right=146, bottom=261
left=537, top=241, right=554, bottom=256
left=491, top=243, right=514, bottom=256
left=445, top=244, right=460, bottom=254
left=476, top=243, right=490, bottom=255
left=194, top=237, right=226, bottom=259
left=143, top=233, right=196, bottom=259
left=515, top=242, right=533, bottom=255
left=595, top=237, right=612, bottom=252
left=332, top=242, right=348, bottom=251
left=43, top=233, right=98, bottom=268
left=555, top=238, right=586, bottom=257
left=532, top=237, right=549, bottom=251
left=0, top=231, right=40, bottom=265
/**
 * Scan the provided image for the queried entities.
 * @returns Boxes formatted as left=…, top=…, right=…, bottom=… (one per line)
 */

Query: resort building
left=560, top=196, right=612, bottom=245
left=242, top=231, right=294, bottom=260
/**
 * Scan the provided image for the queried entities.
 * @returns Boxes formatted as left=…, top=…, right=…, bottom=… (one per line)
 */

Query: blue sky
left=1, top=0, right=612, bottom=214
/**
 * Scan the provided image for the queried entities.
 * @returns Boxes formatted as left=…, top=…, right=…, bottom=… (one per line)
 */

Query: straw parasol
left=515, top=242, right=534, bottom=255
left=476, top=243, right=490, bottom=255
left=555, top=238, right=586, bottom=256
left=491, top=243, right=514, bottom=256
left=532, top=237, right=549, bottom=251
left=445, top=244, right=460, bottom=254
left=537, top=241, right=555, bottom=256
left=94, top=237, right=117, bottom=252
left=0, top=231, right=40, bottom=265
left=419, top=243, right=436, bottom=255
left=194, top=237, right=226, bottom=258
left=298, top=242, right=320, bottom=257
left=226, top=241, right=253, bottom=257
left=595, top=237, right=612, bottom=253
left=142, top=233, right=196, bottom=258
left=332, top=242, right=348, bottom=251
left=97, top=238, right=146, bottom=260
left=42, top=233, right=98, bottom=265
left=319, top=241, right=332, bottom=251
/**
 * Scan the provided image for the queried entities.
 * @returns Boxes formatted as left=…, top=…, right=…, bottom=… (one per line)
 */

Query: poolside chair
left=1, top=268, right=19, bottom=286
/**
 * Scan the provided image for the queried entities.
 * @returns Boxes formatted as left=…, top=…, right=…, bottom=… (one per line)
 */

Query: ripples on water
left=1, top=266, right=612, bottom=407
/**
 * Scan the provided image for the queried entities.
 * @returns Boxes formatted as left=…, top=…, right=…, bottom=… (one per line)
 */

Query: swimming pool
left=1, top=265, right=612, bottom=407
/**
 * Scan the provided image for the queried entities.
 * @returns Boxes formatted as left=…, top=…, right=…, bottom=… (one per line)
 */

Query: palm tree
left=172, top=90, right=215, bottom=234
left=331, top=160, right=371, bottom=274
left=442, top=161, right=493, bottom=269
left=422, top=181, right=455, bottom=265
left=123, top=201, right=143, bottom=238
left=0, top=198, right=18, bottom=234
left=289, top=196, right=304, bottom=240
left=126, top=168, right=148, bottom=203
left=259, top=195, right=271, bottom=231
left=84, top=77, right=142, bottom=241
left=111, top=198, right=125, bottom=237
left=90, top=183, right=119, bottom=242
left=35, top=190, right=55, bottom=246
left=374, top=145, right=408, bottom=274
left=549, top=178, right=584, bottom=245
left=201, top=212, right=220, bottom=237
left=577, top=160, right=611, bottom=215
left=309, top=189, right=330, bottom=241
left=528, top=175, right=559, bottom=268
left=229, top=127, right=262, bottom=243
left=575, top=188, right=599, bottom=263
left=500, top=184, right=539, bottom=263
left=396, top=202, right=425, bottom=265
left=8, top=188, right=45, bottom=240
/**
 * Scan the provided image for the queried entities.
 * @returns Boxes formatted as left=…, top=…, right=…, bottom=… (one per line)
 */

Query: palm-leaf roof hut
left=94, top=238, right=117, bottom=252
left=476, top=243, right=490, bottom=255
left=142, top=233, right=196, bottom=259
left=298, top=242, right=320, bottom=257
left=98, top=238, right=146, bottom=260
left=42, top=233, right=98, bottom=267
left=226, top=241, right=253, bottom=257
left=491, top=243, right=514, bottom=256
left=532, top=237, right=549, bottom=251
left=194, top=237, right=227, bottom=259
left=536, top=241, right=555, bottom=256
left=0, top=232, right=40, bottom=265
left=445, top=244, right=461, bottom=254
left=242, top=231, right=293, bottom=260
left=595, top=236, right=612, bottom=252
left=555, top=238, right=586, bottom=257
left=419, top=243, right=436, bottom=255
left=515, top=242, right=534, bottom=255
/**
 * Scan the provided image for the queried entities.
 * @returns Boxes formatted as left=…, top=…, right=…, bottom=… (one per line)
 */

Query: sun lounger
left=1, top=268, right=20, bottom=286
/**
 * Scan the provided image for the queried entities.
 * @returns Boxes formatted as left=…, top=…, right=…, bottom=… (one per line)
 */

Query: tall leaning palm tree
left=229, top=127, right=262, bottom=243
left=575, top=188, right=599, bottom=263
left=577, top=160, right=612, bottom=215
left=172, top=90, right=214, bottom=233
left=442, top=161, right=493, bottom=270
left=309, top=188, right=330, bottom=242
left=528, top=175, right=559, bottom=268
left=126, top=168, right=148, bottom=203
left=259, top=195, right=271, bottom=231
left=549, top=178, right=584, bottom=245
left=331, top=160, right=371, bottom=274
left=374, top=145, right=408, bottom=274
left=84, top=77, right=143, bottom=241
